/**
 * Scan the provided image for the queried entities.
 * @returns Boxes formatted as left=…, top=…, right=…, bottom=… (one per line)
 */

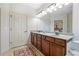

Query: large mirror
left=52, top=3, right=72, bottom=34
left=35, top=3, right=73, bottom=34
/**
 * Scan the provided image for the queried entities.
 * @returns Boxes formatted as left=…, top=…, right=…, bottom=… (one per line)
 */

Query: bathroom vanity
left=31, top=32, right=73, bottom=56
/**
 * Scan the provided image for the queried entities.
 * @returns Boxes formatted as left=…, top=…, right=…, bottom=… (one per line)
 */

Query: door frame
left=9, top=13, right=28, bottom=49
left=9, top=14, right=12, bottom=49
left=0, top=8, right=1, bottom=53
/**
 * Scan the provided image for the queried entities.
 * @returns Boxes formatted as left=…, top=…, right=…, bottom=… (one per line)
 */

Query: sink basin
left=58, top=34, right=73, bottom=39
left=33, top=32, right=73, bottom=40
left=45, top=33, right=56, bottom=36
left=55, top=32, right=59, bottom=35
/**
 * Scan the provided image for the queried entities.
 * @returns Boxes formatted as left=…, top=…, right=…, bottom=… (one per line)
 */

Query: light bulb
left=50, top=5, right=54, bottom=10
left=42, top=11, right=47, bottom=15
left=36, top=13, right=42, bottom=17
left=46, top=8, right=53, bottom=13
left=56, top=3, right=61, bottom=7
left=64, top=3, right=69, bottom=5
left=58, top=5, right=63, bottom=8
left=53, top=8, right=57, bottom=11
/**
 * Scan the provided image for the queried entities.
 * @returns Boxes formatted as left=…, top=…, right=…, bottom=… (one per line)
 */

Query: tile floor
left=0, top=43, right=71, bottom=56
left=0, top=44, right=44, bottom=56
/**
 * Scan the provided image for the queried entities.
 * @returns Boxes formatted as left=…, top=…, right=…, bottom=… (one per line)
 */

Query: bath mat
left=14, top=47, right=36, bottom=56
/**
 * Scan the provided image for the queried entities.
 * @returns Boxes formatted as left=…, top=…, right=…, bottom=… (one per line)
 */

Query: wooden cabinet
left=31, top=32, right=66, bottom=56
left=33, top=33, right=37, bottom=47
left=55, top=38, right=66, bottom=47
left=46, top=36, right=54, bottom=43
left=50, top=42, right=66, bottom=56
left=53, top=44, right=65, bottom=56
left=42, top=39, right=50, bottom=56
left=50, top=43, right=55, bottom=56
left=37, top=34, right=42, bottom=51
left=31, top=33, right=34, bottom=45
left=31, top=33, right=37, bottom=47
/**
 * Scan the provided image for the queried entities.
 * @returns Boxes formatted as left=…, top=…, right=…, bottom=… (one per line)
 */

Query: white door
left=0, top=8, right=1, bottom=53
left=9, top=13, right=28, bottom=48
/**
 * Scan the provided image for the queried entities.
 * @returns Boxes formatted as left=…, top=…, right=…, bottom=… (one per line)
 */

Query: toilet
left=69, top=41, right=79, bottom=56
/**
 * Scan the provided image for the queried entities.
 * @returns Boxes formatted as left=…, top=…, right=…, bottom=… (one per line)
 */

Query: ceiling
left=10, top=3, right=72, bottom=17
left=51, top=3, right=72, bottom=15
left=10, top=3, right=51, bottom=16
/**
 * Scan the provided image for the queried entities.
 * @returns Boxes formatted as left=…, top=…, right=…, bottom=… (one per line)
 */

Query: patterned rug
left=14, top=46, right=36, bottom=56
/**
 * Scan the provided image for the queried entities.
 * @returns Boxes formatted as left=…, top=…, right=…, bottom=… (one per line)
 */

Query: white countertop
left=32, top=32, right=73, bottom=41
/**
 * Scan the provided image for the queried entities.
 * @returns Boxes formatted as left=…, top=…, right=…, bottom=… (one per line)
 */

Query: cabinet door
left=31, top=33, right=34, bottom=45
left=37, top=34, right=42, bottom=51
left=46, top=36, right=54, bottom=43
left=33, top=33, right=37, bottom=47
left=42, top=39, right=50, bottom=56
left=54, top=44, right=65, bottom=56
left=50, top=43, right=55, bottom=56
left=55, top=38, right=66, bottom=47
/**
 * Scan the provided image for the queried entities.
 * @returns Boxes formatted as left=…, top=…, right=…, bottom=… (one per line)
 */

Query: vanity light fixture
left=36, top=10, right=47, bottom=17
left=49, top=5, right=57, bottom=11
left=41, top=11, right=47, bottom=15
left=55, top=3, right=63, bottom=8
left=36, top=13, right=42, bottom=17
left=58, top=4, right=63, bottom=8
left=53, top=7, right=57, bottom=11
left=50, top=5, right=55, bottom=10
left=36, top=3, right=70, bottom=18
left=46, top=8, right=53, bottom=13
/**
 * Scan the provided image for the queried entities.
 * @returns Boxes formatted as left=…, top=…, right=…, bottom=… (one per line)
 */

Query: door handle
left=9, top=42, right=12, bottom=44
left=24, top=30, right=27, bottom=32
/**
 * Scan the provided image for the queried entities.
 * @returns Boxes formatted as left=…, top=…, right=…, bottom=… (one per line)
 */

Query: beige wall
left=0, top=4, right=10, bottom=53
left=73, top=3, right=79, bottom=41
left=28, top=14, right=51, bottom=32
left=0, top=4, right=52, bottom=53
left=0, top=8, right=1, bottom=53
left=67, top=13, right=72, bottom=33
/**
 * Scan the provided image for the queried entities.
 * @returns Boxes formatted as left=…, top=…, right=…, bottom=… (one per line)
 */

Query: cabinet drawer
left=46, top=36, right=54, bottom=42
left=42, top=39, right=50, bottom=56
left=32, top=33, right=35, bottom=35
left=55, top=38, right=66, bottom=46
left=37, top=34, right=41, bottom=41
left=42, top=35, right=46, bottom=40
left=37, top=34, right=41, bottom=37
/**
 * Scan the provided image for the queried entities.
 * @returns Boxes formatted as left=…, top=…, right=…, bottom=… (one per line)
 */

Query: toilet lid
left=70, top=50, right=79, bottom=56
